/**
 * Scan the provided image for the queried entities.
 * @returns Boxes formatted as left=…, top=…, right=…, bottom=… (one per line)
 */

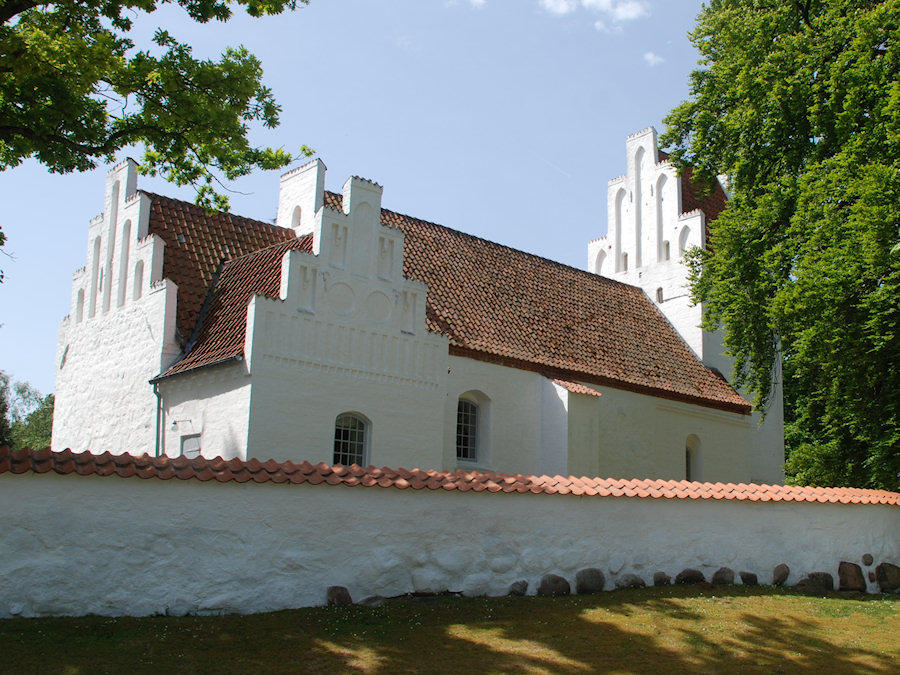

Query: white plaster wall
left=158, top=362, right=252, bottom=460
left=52, top=280, right=178, bottom=456
left=566, top=384, right=753, bottom=482
left=1, top=472, right=896, bottom=618
left=444, top=357, right=568, bottom=475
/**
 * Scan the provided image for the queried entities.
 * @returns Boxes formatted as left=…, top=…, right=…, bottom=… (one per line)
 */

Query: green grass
left=1, top=585, right=897, bottom=673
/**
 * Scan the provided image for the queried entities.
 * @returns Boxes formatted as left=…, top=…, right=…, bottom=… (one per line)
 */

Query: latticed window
left=333, top=414, right=367, bottom=466
left=456, top=400, right=478, bottom=461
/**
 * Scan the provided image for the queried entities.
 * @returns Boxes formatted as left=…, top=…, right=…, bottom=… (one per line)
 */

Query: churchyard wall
left=1, top=462, right=896, bottom=618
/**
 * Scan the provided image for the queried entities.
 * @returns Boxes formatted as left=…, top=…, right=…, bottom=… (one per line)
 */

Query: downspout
left=153, top=382, right=163, bottom=457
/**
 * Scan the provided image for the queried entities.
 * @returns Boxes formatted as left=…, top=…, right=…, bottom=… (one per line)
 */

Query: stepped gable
left=145, top=192, right=296, bottom=347
left=4, top=446, right=899, bottom=506
left=162, top=236, right=313, bottom=377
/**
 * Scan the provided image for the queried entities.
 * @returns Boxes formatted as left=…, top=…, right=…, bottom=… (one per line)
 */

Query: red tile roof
left=161, top=237, right=312, bottom=376
left=4, top=446, right=898, bottom=505
left=145, top=193, right=297, bottom=347
left=147, top=189, right=747, bottom=412
left=551, top=379, right=603, bottom=397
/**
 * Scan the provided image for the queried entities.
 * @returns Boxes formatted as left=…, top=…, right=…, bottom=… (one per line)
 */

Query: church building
left=51, top=128, right=785, bottom=484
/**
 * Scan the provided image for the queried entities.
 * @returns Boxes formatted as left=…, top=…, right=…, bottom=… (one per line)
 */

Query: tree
left=0, top=372, right=54, bottom=449
left=661, top=0, right=899, bottom=490
left=1, top=0, right=313, bottom=214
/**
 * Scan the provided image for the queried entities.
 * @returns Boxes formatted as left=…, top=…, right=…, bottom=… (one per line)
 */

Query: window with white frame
left=333, top=413, right=368, bottom=466
left=456, top=399, right=478, bottom=461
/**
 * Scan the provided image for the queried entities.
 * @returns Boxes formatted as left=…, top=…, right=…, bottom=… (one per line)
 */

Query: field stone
left=712, top=567, right=735, bottom=585
left=653, top=572, right=671, bottom=586
left=838, top=562, right=866, bottom=592
left=795, top=572, right=834, bottom=593
left=537, top=574, right=571, bottom=597
left=615, top=574, right=646, bottom=590
left=875, top=562, right=900, bottom=593
left=508, top=580, right=528, bottom=597
left=773, top=563, right=790, bottom=586
left=575, top=568, right=606, bottom=594
left=675, top=569, right=706, bottom=585
left=327, top=586, right=353, bottom=607
left=862, top=553, right=874, bottom=566
left=739, top=571, right=758, bottom=586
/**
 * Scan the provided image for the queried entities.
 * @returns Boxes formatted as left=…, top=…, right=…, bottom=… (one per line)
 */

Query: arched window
left=679, top=226, right=692, bottom=256
left=685, top=434, right=701, bottom=481
left=622, top=252, right=628, bottom=272
left=333, top=413, right=369, bottom=466
left=614, top=188, right=625, bottom=271
left=291, top=205, right=301, bottom=230
left=116, top=220, right=131, bottom=308
left=89, top=236, right=101, bottom=318
left=133, top=260, right=144, bottom=300
left=75, top=289, right=85, bottom=323
left=456, top=399, right=478, bottom=461
left=663, top=240, right=671, bottom=261
left=656, top=287, right=664, bottom=304
left=593, top=249, right=607, bottom=276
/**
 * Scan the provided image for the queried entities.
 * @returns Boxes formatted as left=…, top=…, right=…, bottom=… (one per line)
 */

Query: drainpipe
left=153, top=382, right=163, bottom=457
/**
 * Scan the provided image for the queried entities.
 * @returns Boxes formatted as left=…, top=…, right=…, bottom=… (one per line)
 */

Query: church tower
left=588, top=127, right=784, bottom=483
left=587, top=127, right=731, bottom=376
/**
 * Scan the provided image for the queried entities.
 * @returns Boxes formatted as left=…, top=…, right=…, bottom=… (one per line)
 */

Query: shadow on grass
left=1, top=586, right=897, bottom=674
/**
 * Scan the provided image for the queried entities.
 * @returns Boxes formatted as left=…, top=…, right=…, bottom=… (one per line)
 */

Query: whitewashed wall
left=157, top=362, right=251, bottom=460
left=1, top=472, right=896, bottom=618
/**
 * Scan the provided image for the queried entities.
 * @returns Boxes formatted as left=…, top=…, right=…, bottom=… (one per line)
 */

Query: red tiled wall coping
left=2, top=447, right=898, bottom=505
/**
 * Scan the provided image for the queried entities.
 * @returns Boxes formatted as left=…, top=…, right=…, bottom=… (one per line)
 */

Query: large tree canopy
left=661, top=0, right=899, bottom=490
left=1, top=0, right=311, bottom=212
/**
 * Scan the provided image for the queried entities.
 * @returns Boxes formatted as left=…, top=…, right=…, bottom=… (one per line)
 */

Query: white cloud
left=542, top=0, right=650, bottom=27
left=643, top=51, right=664, bottom=66
left=539, top=0, right=578, bottom=14
left=607, top=0, right=648, bottom=21
left=469, top=0, right=486, bottom=6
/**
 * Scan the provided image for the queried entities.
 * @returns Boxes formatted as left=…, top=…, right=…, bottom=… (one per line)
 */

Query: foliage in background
left=0, top=372, right=54, bottom=449
left=662, top=0, right=900, bottom=490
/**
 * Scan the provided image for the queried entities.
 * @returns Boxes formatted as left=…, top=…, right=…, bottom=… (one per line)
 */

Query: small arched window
left=456, top=399, right=478, bottom=461
left=334, top=413, right=368, bottom=466
left=685, top=434, right=701, bottom=481
left=75, top=289, right=85, bottom=323
left=656, top=287, right=664, bottom=304
left=679, top=226, right=692, bottom=256
left=133, top=260, right=144, bottom=300
left=663, top=241, right=670, bottom=261
left=622, top=252, right=628, bottom=272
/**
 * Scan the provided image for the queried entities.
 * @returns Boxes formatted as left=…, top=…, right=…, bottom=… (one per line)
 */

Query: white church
left=51, top=128, right=785, bottom=484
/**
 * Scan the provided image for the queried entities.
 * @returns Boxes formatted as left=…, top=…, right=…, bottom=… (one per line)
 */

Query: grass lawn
left=1, top=585, right=897, bottom=674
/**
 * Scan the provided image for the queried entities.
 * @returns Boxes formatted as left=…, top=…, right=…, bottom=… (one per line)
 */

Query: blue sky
left=0, top=0, right=707, bottom=395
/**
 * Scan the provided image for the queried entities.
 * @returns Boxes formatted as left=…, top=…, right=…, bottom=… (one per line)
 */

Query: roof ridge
left=140, top=190, right=292, bottom=235
left=373, top=200, right=641, bottom=293
left=4, top=446, right=897, bottom=505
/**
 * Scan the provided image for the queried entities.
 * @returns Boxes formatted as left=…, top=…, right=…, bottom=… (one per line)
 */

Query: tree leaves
left=0, top=0, right=311, bottom=210
left=663, top=0, right=900, bottom=490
